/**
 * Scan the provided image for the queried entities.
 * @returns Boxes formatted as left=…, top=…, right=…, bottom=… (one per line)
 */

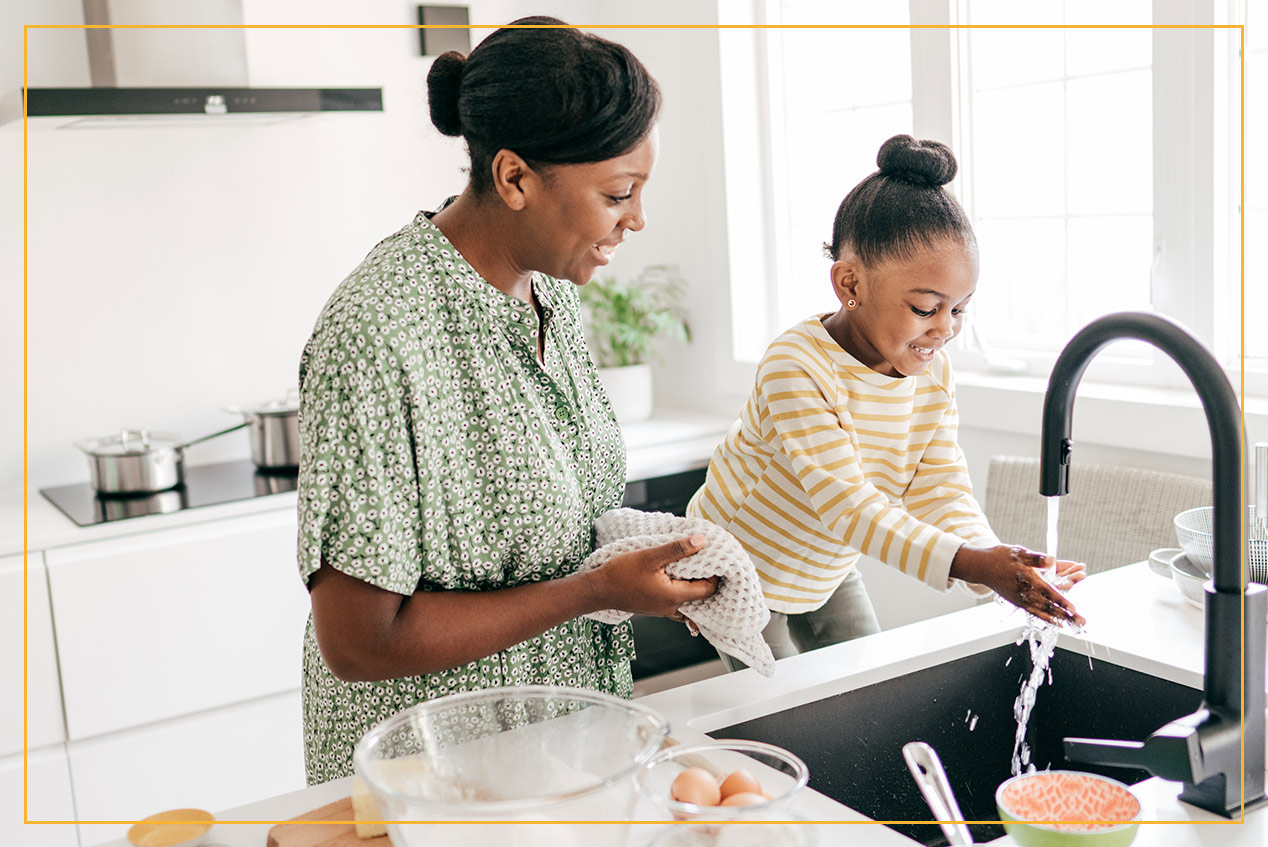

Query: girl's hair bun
left=427, top=50, right=466, bottom=137
left=876, top=134, right=957, bottom=187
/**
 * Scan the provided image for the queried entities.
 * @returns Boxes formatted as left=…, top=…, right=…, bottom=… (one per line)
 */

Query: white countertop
left=3, top=409, right=732, bottom=558
left=94, top=563, right=1266, bottom=847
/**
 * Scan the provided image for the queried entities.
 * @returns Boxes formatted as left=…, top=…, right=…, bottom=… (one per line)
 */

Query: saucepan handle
left=179, top=421, right=249, bottom=450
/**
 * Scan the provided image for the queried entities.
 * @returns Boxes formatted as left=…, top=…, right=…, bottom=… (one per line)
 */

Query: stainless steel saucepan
left=225, top=389, right=301, bottom=471
left=75, top=423, right=247, bottom=495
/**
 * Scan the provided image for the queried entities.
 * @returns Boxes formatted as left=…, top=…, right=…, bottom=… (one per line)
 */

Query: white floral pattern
left=296, top=204, right=631, bottom=785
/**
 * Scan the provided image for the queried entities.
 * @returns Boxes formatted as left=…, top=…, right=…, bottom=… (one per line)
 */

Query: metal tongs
left=902, top=741, right=974, bottom=846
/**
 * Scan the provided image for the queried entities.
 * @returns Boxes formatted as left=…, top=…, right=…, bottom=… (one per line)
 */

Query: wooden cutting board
left=265, top=796, right=392, bottom=847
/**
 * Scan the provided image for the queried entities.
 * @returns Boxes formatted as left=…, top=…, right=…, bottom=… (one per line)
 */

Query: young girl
left=687, top=134, right=1085, bottom=664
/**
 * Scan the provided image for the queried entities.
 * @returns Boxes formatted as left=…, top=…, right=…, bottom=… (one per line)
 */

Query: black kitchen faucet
left=1039, top=311, right=1266, bottom=817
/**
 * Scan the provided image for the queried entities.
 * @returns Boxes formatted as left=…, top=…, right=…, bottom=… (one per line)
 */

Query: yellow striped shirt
left=687, top=316, right=998, bottom=613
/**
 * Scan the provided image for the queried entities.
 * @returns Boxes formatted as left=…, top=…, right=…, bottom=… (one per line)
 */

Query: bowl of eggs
left=636, top=739, right=810, bottom=822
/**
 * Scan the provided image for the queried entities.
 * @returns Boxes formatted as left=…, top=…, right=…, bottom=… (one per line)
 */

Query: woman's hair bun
left=427, top=50, right=466, bottom=137
left=876, top=134, right=957, bottom=187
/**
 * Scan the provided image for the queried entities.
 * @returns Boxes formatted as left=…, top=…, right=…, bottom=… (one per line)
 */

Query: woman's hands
left=584, top=534, right=720, bottom=619
left=950, top=544, right=1087, bottom=627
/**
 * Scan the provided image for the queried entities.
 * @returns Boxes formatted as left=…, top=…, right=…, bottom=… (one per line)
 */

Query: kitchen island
left=97, top=562, right=1266, bottom=847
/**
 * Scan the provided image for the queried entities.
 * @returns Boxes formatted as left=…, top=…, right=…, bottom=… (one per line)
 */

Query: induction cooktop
left=40, top=459, right=298, bottom=527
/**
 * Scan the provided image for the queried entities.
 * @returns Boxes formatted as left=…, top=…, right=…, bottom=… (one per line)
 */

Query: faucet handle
left=1064, top=711, right=1206, bottom=784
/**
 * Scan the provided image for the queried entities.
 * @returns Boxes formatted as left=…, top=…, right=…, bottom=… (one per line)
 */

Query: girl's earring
left=847, top=298, right=857, bottom=309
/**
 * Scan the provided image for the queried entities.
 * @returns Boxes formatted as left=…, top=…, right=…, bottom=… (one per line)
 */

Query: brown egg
left=718, top=769, right=762, bottom=800
left=719, top=791, right=768, bottom=807
left=670, top=767, right=722, bottom=806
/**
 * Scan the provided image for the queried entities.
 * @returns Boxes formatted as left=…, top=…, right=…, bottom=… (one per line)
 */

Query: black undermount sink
left=713, top=643, right=1203, bottom=846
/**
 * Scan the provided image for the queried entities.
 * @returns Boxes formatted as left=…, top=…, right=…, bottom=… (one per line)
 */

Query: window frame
left=715, top=0, right=1255, bottom=398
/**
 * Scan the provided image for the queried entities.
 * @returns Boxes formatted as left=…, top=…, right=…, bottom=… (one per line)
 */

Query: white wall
left=3, top=0, right=596, bottom=490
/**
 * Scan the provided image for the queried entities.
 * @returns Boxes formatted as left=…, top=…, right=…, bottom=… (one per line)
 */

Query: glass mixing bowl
left=353, top=685, right=669, bottom=847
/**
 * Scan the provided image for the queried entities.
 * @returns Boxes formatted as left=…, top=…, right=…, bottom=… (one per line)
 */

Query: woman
left=296, top=17, right=717, bottom=785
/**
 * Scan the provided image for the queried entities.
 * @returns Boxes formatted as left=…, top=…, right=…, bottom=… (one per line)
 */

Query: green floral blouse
left=296, top=206, right=632, bottom=785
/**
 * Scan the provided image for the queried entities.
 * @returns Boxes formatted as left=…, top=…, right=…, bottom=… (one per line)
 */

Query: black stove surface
left=40, top=459, right=298, bottom=527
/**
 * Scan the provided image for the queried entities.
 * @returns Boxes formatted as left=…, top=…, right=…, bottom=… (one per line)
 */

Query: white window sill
left=955, top=369, right=1268, bottom=460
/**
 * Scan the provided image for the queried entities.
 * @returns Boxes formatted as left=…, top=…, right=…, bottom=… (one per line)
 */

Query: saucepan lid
left=75, top=429, right=183, bottom=457
left=228, top=388, right=300, bottom=418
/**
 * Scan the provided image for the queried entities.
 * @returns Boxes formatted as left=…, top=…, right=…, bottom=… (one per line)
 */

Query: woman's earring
left=847, top=298, right=857, bottom=309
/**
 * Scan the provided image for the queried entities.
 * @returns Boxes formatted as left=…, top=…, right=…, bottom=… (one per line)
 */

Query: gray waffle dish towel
left=580, top=508, right=775, bottom=677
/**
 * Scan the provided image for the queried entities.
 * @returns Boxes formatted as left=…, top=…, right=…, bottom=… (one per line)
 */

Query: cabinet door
left=0, top=745, right=80, bottom=847
left=1, top=552, right=66, bottom=756
left=71, top=689, right=304, bottom=847
left=45, top=508, right=310, bottom=740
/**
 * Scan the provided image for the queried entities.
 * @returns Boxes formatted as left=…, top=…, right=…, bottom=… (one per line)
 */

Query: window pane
left=971, top=83, right=1066, bottom=217
left=1248, top=13, right=1268, bottom=52
left=968, top=20, right=1064, bottom=88
left=769, top=4, right=913, bottom=336
left=780, top=0, right=908, bottom=25
left=1064, top=0, right=1152, bottom=76
left=974, top=217, right=1068, bottom=351
left=1247, top=42, right=1267, bottom=220
left=1067, top=70, right=1152, bottom=215
left=1066, top=215, right=1154, bottom=331
left=778, top=26, right=911, bottom=114
left=967, top=9, right=1155, bottom=362
left=779, top=104, right=914, bottom=330
left=1247, top=6, right=1266, bottom=363
left=1247, top=209, right=1268, bottom=361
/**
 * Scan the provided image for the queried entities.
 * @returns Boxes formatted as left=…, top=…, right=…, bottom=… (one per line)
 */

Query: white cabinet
left=71, top=690, right=305, bottom=847
left=0, top=745, right=80, bottom=847
left=45, top=508, right=311, bottom=740
left=1, top=552, right=65, bottom=757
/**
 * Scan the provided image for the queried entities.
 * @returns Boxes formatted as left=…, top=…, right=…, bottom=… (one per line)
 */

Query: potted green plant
left=579, top=263, right=691, bottom=423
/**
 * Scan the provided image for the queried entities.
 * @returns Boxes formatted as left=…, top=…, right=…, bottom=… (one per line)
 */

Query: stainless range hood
left=3, top=0, right=382, bottom=128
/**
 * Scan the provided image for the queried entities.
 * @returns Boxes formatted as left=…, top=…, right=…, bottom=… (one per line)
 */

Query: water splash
left=1011, top=616, right=1060, bottom=775
left=1009, top=495, right=1066, bottom=776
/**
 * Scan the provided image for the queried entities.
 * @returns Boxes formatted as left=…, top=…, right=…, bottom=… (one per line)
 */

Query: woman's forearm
left=308, top=535, right=714, bottom=682
left=309, top=564, right=604, bottom=681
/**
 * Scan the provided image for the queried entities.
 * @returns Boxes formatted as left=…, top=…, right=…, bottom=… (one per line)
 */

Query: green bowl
left=996, top=771, right=1141, bottom=847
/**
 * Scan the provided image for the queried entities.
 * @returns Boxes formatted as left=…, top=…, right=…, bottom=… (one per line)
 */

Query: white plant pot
left=597, top=364, right=653, bottom=424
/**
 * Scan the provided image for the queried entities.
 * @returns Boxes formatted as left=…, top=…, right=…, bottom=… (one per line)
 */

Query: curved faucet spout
left=1039, top=312, right=1242, bottom=591
left=1041, top=311, right=1266, bottom=817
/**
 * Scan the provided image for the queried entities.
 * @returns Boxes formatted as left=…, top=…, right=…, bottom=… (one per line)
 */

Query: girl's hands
left=585, top=534, right=719, bottom=619
left=1052, top=557, right=1088, bottom=589
left=951, top=544, right=1087, bottom=627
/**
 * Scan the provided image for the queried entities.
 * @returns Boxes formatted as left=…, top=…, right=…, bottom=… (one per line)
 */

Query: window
left=765, top=1, right=914, bottom=346
left=1244, top=2, right=1266, bottom=366
left=963, top=2, right=1154, bottom=358
left=726, top=0, right=1249, bottom=392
